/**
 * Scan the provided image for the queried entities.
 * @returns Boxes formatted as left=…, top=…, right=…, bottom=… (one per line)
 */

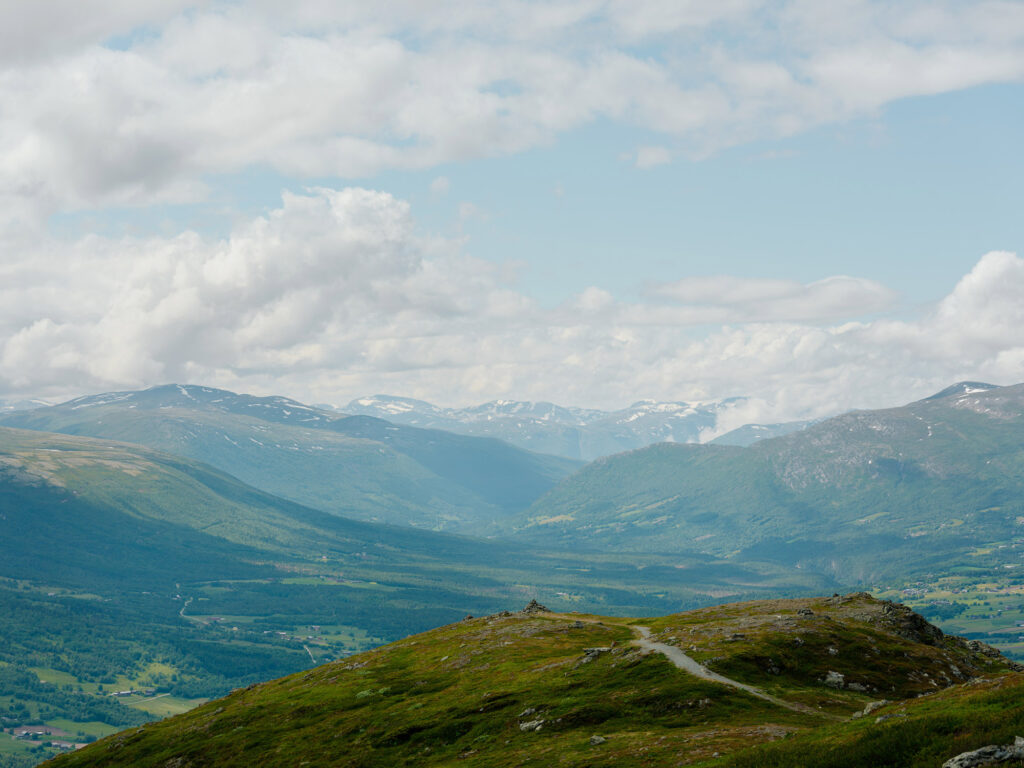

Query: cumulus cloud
left=2, top=186, right=1023, bottom=422
left=0, top=1, right=200, bottom=65
left=0, top=3, right=1022, bottom=416
left=1, top=1, right=1022, bottom=219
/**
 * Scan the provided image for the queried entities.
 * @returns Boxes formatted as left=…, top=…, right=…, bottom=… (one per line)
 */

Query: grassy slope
left=518, top=384, right=1024, bottom=581
left=0, top=385, right=579, bottom=533
left=47, top=594, right=1017, bottom=768
left=721, top=676, right=1024, bottom=768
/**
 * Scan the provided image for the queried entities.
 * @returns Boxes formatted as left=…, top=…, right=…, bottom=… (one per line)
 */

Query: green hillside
left=44, top=594, right=1022, bottom=768
left=0, top=426, right=844, bottom=766
left=518, top=382, right=1024, bottom=583
left=0, top=385, right=579, bottom=533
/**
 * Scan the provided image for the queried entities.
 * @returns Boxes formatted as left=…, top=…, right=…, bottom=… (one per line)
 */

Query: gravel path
left=632, top=625, right=825, bottom=716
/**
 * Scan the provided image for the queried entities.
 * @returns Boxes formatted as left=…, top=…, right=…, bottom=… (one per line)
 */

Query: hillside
left=0, top=424, right=837, bottom=630
left=0, top=385, right=579, bottom=533
left=0, top=426, right=535, bottom=709
left=709, top=419, right=813, bottom=447
left=341, top=394, right=750, bottom=460
left=517, top=382, right=1024, bottom=583
left=1, top=425, right=847, bottom=765
left=45, top=593, right=1022, bottom=768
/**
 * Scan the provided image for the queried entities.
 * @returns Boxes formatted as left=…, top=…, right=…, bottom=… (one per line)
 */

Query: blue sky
left=50, top=82, right=1022, bottom=310
left=2, top=1, right=1024, bottom=424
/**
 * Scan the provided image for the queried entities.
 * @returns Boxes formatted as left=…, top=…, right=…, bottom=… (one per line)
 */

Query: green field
left=876, top=564, right=1024, bottom=659
left=124, top=696, right=207, bottom=718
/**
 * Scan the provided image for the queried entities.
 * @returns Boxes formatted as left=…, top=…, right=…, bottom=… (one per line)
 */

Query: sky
left=1, top=0, right=1023, bottom=424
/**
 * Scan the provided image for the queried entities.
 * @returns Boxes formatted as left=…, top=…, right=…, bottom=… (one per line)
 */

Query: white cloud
left=429, top=176, right=451, bottom=197
left=0, top=3, right=1021, bottom=416
left=634, top=145, right=673, bottom=169
left=0, top=1, right=1021, bottom=220
left=0, top=1, right=201, bottom=65
left=2, top=186, right=1023, bottom=422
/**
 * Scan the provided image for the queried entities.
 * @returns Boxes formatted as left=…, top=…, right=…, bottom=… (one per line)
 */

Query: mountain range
left=0, top=397, right=50, bottom=413
left=339, top=394, right=809, bottom=459
left=5, top=380, right=1022, bottom=588
left=516, top=381, right=1018, bottom=582
left=0, top=385, right=578, bottom=534
left=7, top=378, right=1024, bottom=766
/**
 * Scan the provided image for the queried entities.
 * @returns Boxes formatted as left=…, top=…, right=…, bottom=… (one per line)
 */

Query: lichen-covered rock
left=942, top=736, right=1024, bottom=767
left=823, top=670, right=845, bottom=688
left=574, top=647, right=612, bottom=668
left=862, top=700, right=888, bottom=716
left=880, top=600, right=944, bottom=646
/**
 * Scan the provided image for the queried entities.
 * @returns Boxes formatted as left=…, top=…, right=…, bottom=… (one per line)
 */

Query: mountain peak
left=920, top=381, right=1000, bottom=402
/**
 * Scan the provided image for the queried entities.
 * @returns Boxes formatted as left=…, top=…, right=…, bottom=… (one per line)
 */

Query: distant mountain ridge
left=709, top=419, right=815, bottom=446
left=918, top=380, right=1000, bottom=401
left=515, top=380, right=1022, bottom=582
left=340, top=394, right=772, bottom=459
left=0, top=384, right=579, bottom=534
left=0, top=397, right=50, bottom=413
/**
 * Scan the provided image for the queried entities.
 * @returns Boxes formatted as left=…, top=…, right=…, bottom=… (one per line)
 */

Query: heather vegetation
left=47, top=596, right=1020, bottom=768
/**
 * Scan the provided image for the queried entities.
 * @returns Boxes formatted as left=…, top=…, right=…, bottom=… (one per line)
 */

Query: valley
left=4, top=4, right=1019, bottom=764
left=5, top=381, right=1024, bottom=766
left=0, top=420, right=837, bottom=767
left=0, top=385, right=579, bottom=534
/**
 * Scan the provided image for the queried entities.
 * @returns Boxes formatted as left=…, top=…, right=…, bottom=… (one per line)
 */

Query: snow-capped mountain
left=341, top=395, right=755, bottom=460
left=0, top=398, right=51, bottom=413
left=59, top=383, right=334, bottom=428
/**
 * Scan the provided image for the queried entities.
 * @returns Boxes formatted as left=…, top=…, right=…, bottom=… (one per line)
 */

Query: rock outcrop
left=942, top=737, right=1024, bottom=767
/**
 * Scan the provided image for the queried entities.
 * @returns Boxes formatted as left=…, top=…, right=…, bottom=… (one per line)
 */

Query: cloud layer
left=1, top=0, right=1022, bottom=222
left=1, top=3, right=1021, bottom=417
left=3, top=186, right=1023, bottom=420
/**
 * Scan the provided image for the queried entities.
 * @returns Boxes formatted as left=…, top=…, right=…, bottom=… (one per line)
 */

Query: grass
left=48, top=594, right=1020, bottom=768
left=26, top=669, right=78, bottom=687
left=125, top=696, right=207, bottom=718
left=43, top=721, right=119, bottom=739
left=714, top=676, right=1024, bottom=768
left=51, top=614, right=790, bottom=767
left=0, top=736, right=37, bottom=756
